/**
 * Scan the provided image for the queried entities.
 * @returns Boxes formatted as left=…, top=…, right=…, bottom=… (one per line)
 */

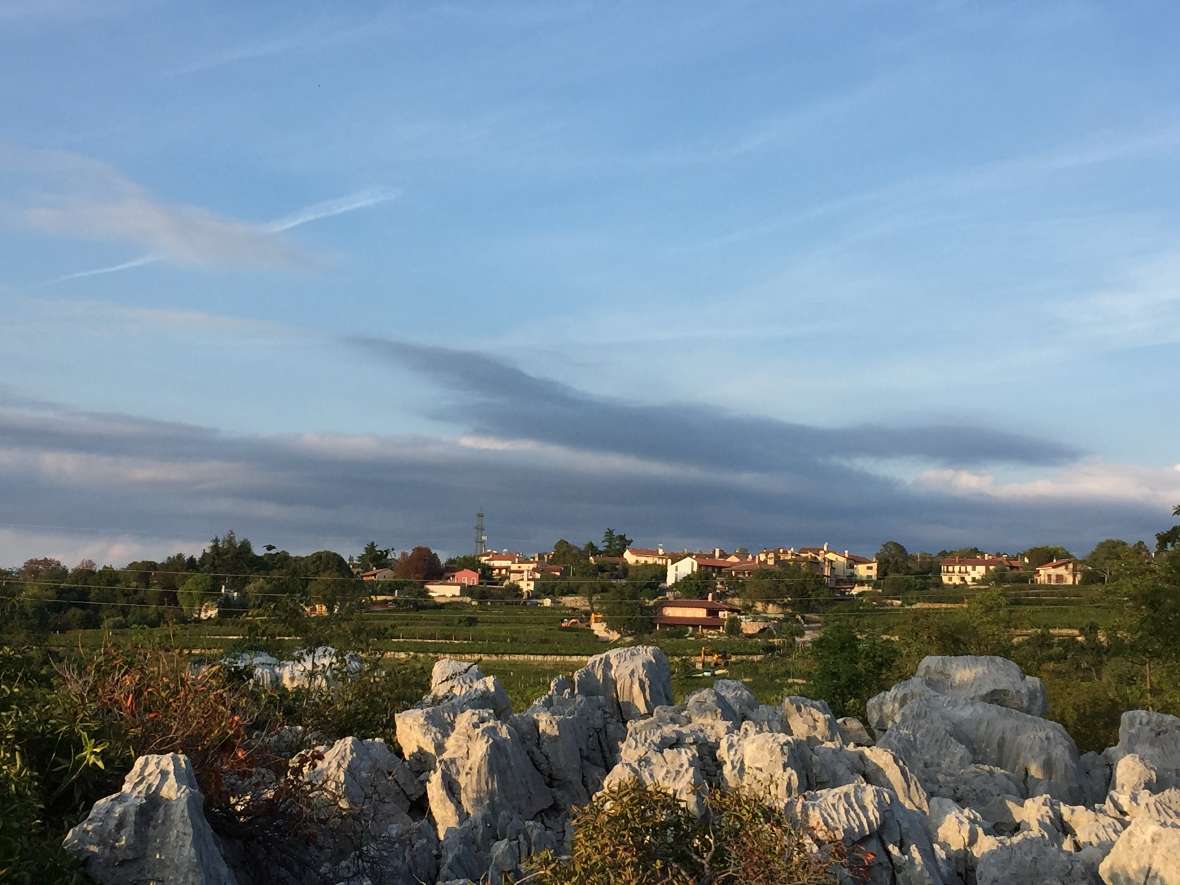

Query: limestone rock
left=781, top=696, right=842, bottom=744
left=1099, top=816, right=1180, bottom=884
left=717, top=728, right=810, bottom=805
left=878, top=693, right=1084, bottom=804
left=602, top=745, right=708, bottom=816
left=302, top=737, right=420, bottom=830
left=424, top=659, right=512, bottom=719
left=975, top=831, right=1099, bottom=885
left=838, top=716, right=874, bottom=746
left=1107, top=710, right=1180, bottom=773
left=570, top=646, right=672, bottom=721
left=426, top=709, right=553, bottom=838
left=63, top=753, right=238, bottom=885
left=916, top=655, right=1048, bottom=717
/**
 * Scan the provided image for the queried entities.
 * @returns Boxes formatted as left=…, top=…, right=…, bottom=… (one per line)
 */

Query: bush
left=528, top=781, right=852, bottom=884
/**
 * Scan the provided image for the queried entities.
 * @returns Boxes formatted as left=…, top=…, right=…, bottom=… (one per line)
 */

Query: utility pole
left=474, top=511, right=487, bottom=556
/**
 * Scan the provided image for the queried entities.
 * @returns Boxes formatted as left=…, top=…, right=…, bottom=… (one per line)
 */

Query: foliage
left=178, top=573, right=216, bottom=616
left=528, top=781, right=848, bottom=884
left=808, top=620, right=900, bottom=720
left=356, top=541, right=392, bottom=571
left=875, top=541, right=909, bottom=577
left=392, top=546, right=444, bottom=581
left=1022, top=545, right=1073, bottom=569
left=1085, top=539, right=1153, bottom=584
left=598, top=584, right=653, bottom=634
left=599, top=528, right=633, bottom=557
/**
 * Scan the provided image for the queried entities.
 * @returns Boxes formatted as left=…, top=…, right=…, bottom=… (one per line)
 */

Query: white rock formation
left=63, top=754, right=238, bottom=885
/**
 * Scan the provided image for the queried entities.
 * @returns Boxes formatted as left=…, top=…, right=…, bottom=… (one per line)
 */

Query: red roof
left=689, top=556, right=734, bottom=568
left=941, top=556, right=1010, bottom=567
left=627, top=547, right=668, bottom=557
left=655, top=615, right=726, bottom=628
left=657, top=598, right=740, bottom=613
left=1036, top=559, right=1077, bottom=570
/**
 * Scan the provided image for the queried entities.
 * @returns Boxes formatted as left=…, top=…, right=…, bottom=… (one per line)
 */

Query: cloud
left=0, top=374, right=1167, bottom=568
left=1, top=148, right=397, bottom=281
left=348, top=336, right=1081, bottom=471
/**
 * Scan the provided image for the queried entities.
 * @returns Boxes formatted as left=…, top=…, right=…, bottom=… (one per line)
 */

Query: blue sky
left=1, top=1, right=1178, bottom=566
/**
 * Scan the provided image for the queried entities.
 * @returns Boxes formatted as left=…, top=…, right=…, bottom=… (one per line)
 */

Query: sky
left=1, top=1, right=1179, bottom=567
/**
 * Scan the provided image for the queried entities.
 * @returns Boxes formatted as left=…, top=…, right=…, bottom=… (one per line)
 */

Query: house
left=504, top=560, right=563, bottom=595
left=848, top=554, right=878, bottom=581
left=480, top=551, right=523, bottom=580
left=1034, top=559, right=1085, bottom=586
left=624, top=546, right=674, bottom=567
left=444, top=568, right=480, bottom=587
left=360, top=567, right=397, bottom=582
left=940, top=556, right=1019, bottom=585
left=666, top=554, right=736, bottom=586
left=424, top=580, right=466, bottom=599
left=654, top=598, right=741, bottom=632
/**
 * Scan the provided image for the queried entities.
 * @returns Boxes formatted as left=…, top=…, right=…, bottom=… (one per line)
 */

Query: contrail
left=44, top=187, right=400, bottom=285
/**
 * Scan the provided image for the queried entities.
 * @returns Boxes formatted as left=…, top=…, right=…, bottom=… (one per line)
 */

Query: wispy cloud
left=3, top=147, right=398, bottom=283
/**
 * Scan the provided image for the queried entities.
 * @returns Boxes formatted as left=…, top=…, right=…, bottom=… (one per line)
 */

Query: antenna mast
left=474, top=511, right=487, bottom=556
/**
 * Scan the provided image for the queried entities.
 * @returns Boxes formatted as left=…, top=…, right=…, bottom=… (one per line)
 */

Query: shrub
left=528, top=781, right=853, bottom=884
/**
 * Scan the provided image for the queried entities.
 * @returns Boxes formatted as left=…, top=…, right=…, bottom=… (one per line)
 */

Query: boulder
left=426, top=709, right=553, bottom=838
left=787, top=783, right=946, bottom=884
left=915, top=655, right=1048, bottom=717
left=717, top=727, right=811, bottom=805
left=975, top=831, right=1100, bottom=885
left=1106, top=711, right=1180, bottom=782
left=838, top=716, right=874, bottom=746
left=1099, top=816, right=1180, bottom=884
left=302, top=737, right=421, bottom=830
left=781, top=696, right=842, bottom=744
left=602, top=746, right=708, bottom=816
left=878, top=693, right=1084, bottom=804
left=570, top=646, right=672, bottom=721
left=63, top=754, right=238, bottom=885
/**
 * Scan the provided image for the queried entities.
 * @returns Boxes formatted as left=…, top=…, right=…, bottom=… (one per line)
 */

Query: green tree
left=1085, top=539, right=1153, bottom=584
left=1021, top=545, right=1073, bottom=569
left=357, top=541, right=392, bottom=571
left=809, top=621, right=900, bottom=719
left=876, top=541, right=910, bottom=577
left=177, top=573, right=215, bottom=617
left=600, top=529, right=633, bottom=557
left=600, top=584, right=652, bottom=634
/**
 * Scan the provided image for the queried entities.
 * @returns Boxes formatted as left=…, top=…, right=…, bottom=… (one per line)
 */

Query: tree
left=599, top=584, right=652, bottom=634
left=178, top=574, right=215, bottom=617
left=198, top=531, right=263, bottom=590
left=809, top=621, right=900, bottom=719
left=19, top=558, right=67, bottom=582
left=1022, top=546, right=1073, bottom=569
left=600, top=529, right=633, bottom=557
left=1085, top=539, right=1153, bottom=584
left=357, top=541, right=392, bottom=571
left=875, top=541, right=909, bottom=578
left=393, top=546, right=443, bottom=581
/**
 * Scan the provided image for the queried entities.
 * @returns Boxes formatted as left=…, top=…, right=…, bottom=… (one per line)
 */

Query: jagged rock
left=63, top=754, right=238, bottom=885
left=718, top=727, right=810, bottom=804
left=513, top=687, right=619, bottom=806
left=713, top=679, right=759, bottom=721
left=1107, top=710, right=1180, bottom=773
left=427, top=659, right=512, bottom=719
left=975, top=831, right=1100, bottom=885
left=426, top=709, right=553, bottom=838
left=878, top=693, right=1084, bottom=804
left=1111, top=753, right=1163, bottom=794
left=927, top=797, right=997, bottom=881
left=302, top=737, right=420, bottom=830
left=684, top=686, right=741, bottom=727
left=228, top=646, right=361, bottom=690
left=855, top=746, right=930, bottom=814
left=1106, top=787, right=1180, bottom=823
left=1098, top=816, right=1180, bottom=884
left=915, top=655, right=1048, bottom=717
left=603, top=746, right=708, bottom=816
left=395, top=661, right=513, bottom=773
left=838, top=716, right=874, bottom=746
left=787, top=783, right=946, bottom=884
left=1080, top=750, right=1112, bottom=805
left=570, top=646, right=673, bottom=721
left=781, top=696, right=842, bottom=744
left=866, top=677, right=940, bottom=734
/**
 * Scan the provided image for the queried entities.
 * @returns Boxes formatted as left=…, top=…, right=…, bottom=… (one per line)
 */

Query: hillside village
left=348, top=537, right=1091, bottom=637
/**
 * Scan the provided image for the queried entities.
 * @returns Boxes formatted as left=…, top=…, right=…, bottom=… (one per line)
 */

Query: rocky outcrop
left=227, top=646, right=361, bottom=690
left=63, top=754, right=238, bottom=885
left=65, top=649, right=1180, bottom=885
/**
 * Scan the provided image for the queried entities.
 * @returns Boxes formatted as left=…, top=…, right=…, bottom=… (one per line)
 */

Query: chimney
left=707, top=591, right=716, bottom=602
left=657, top=544, right=664, bottom=555
left=714, top=547, right=722, bottom=559
left=823, top=541, right=829, bottom=552
left=844, top=550, right=849, bottom=558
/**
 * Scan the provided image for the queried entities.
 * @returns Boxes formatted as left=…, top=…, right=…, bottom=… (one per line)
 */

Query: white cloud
left=917, top=460, right=1180, bottom=511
